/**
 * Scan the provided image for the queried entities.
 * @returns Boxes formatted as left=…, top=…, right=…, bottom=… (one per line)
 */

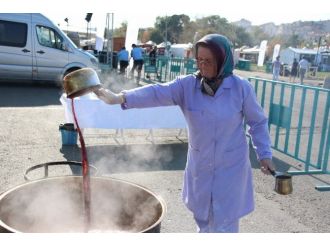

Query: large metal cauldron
left=0, top=176, right=166, bottom=233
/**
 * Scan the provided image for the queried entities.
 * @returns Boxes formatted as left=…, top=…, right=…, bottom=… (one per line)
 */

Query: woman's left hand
left=260, top=158, right=275, bottom=175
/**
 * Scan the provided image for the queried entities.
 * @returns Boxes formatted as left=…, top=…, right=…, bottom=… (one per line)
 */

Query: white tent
left=157, top=41, right=171, bottom=48
left=146, top=40, right=156, bottom=46
left=169, top=43, right=193, bottom=58
left=280, top=47, right=317, bottom=65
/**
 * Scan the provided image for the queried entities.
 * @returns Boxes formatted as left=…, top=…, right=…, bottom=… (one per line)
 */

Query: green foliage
left=232, top=26, right=253, bottom=47
left=113, top=21, right=127, bottom=38
left=113, top=14, right=327, bottom=50
left=154, top=14, right=191, bottom=44
left=150, top=14, right=253, bottom=47
left=284, top=33, right=301, bottom=48
left=249, top=26, right=270, bottom=45
left=149, top=29, right=164, bottom=44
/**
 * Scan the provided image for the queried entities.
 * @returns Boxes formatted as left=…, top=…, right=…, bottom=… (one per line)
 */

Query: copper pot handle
left=268, top=168, right=276, bottom=177
left=24, top=161, right=98, bottom=181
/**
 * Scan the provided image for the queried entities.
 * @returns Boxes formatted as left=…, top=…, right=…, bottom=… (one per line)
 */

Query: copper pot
left=269, top=169, right=293, bottom=195
left=63, top=68, right=101, bottom=98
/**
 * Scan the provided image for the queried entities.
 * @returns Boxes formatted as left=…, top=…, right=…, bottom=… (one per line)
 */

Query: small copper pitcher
left=269, top=169, right=293, bottom=195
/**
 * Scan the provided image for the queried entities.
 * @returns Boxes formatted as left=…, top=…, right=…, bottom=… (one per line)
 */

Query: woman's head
left=195, top=44, right=218, bottom=79
left=195, top=34, right=234, bottom=80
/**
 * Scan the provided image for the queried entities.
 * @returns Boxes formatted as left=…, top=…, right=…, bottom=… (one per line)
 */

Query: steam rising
left=89, top=144, right=174, bottom=175
left=0, top=177, right=163, bottom=232
left=98, top=70, right=140, bottom=93
left=87, top=71, right=176, bottom=174
left=0, top=72, right=170, bottom=233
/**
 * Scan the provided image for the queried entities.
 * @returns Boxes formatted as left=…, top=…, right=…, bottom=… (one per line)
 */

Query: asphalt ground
left=0, top=70, right=329, bottom=235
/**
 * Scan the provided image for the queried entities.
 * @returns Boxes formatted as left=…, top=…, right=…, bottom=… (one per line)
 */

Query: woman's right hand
left=94, top=88, right=125, bottom=105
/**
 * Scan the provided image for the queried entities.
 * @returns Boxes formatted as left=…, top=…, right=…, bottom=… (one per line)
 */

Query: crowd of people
left=271, top=56, right=311, bottom=84
left=115, top=42, right=316, bottom=87
left=116, top=44, right=159, bottom=85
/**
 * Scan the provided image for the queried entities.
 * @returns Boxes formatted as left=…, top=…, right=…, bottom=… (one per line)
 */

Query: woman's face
left=196, top=46, right=217, bottom=79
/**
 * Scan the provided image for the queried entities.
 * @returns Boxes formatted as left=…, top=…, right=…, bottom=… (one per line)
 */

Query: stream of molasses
left=71, top=98, right=91, bottom=232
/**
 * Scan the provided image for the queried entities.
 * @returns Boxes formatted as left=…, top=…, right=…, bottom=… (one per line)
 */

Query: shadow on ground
left=60, top=143, right=188, bottom=175
left=60, top=141, right=299, bottom=176
left=0, top=82, right=62, bottom=107
left=249, top=143, right=292, bottom=172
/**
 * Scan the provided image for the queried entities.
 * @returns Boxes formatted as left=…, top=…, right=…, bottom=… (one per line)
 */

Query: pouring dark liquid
left=71, top=98, right=91, bottom=232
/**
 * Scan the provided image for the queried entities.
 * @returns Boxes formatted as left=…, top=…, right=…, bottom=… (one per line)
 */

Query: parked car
left=0, top=13, right=99, bottom=84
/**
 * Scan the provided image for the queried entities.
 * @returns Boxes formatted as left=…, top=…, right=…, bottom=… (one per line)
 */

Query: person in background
left=272, top=56, right=281, bottom=81
left=289, top=58, right=298, bottom=83
left=117, top=47, right=129, bottom=76
left=299, top=56, right=309, bottom=84
left=94, top=34, right=274, bottom=233
left=130, top=44, right=144, bottom=85
left=149, top=46, right=157, bottom=66
left=146, top=46, right=158, bottom=79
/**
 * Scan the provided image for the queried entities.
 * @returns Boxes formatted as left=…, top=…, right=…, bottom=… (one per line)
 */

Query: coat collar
left=195, top=76, right=232, bottom=97
left=214, top=77, right=232, bottom=98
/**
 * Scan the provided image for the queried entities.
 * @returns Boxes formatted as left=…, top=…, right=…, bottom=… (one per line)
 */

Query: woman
left=94, top=34, right=274, bottom=233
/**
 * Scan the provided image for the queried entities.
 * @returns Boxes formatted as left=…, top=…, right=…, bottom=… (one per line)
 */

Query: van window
left=36, top=25, right=65, bottom=50
left=0, top=20, right=27, bottom=47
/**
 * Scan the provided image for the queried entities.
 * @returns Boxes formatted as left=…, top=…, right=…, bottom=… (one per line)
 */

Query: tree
left=250, top=26, right=270, bottom=46
left=139, top=28, right=154, bottom=43
left=149, top=29, right=164, bottom=44
left=150, top=14, right=253, bottom=48
left=283, top=33, right=301, bottom=48
left=180, top=21, right=198, bottom=43
left=267, top=36, right=284, bottom=59
left=194, top=15, right=232, bottom=37
left=232, top=26, right=253, bottom=48
left=113, top=22, right=127, bottom=37
left=154, top=14, right=191, bottom=44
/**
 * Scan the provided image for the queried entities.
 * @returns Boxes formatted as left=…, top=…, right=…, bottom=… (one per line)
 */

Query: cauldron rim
left=0, top=176, right=167, bottom=233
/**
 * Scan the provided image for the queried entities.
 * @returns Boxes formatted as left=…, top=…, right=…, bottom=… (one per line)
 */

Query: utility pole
left=64, top=18, right=68, bottom=34
left=85, top=13, right=93, bottom=40
left=105, top=13, right=114, bottom=66
left=165, top=15, right=168, bottom=56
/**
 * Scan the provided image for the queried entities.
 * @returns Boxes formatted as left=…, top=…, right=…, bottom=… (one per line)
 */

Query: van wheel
left=61, top=68, right=81, bottom=81
left=58, top=68, right=80, bottom=88
left=63, top=68, right=80, bottom=78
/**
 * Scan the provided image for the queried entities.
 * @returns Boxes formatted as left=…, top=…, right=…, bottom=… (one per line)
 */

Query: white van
left=0, top=13, right=99, bottom=84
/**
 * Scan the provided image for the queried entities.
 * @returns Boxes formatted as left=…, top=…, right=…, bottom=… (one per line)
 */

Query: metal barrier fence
left=248, top=77, right=330, bottom=191
left=142, top=56, right=197, bottom=83
left=100, top=56, right=197, bottom=83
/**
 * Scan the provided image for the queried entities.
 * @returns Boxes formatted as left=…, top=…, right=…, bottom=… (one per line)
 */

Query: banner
left=95, top=36, right=104, bottom=52
left=257, top=40, right=268, bottom=66
left=272, top=44, right=281, bottom=61
left=125, top=21, right=140, bottom=69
